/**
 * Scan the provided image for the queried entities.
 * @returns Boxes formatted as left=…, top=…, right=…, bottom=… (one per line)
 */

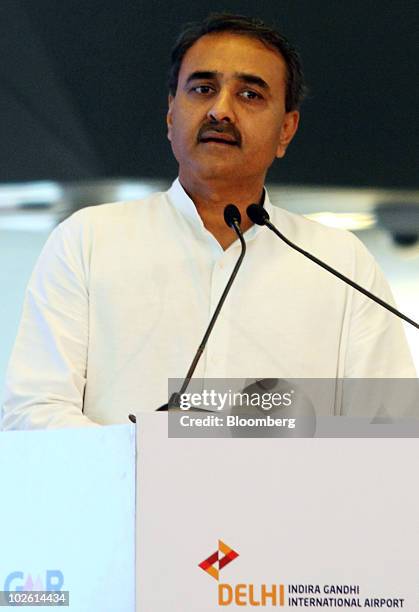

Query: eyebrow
left=185, top=70, right=270, bottom=90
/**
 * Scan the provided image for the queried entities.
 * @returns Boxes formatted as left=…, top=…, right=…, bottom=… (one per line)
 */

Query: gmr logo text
left=4, top=570, right=64, bottom=592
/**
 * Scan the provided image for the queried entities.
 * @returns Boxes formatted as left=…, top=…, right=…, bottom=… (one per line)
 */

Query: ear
left=275, top=110, right=300, bottom=158
left=166, top=94, right=175, bottom=142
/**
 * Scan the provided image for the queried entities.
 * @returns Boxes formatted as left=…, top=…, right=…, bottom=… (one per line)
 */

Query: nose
left=207, top=90, right=236, bottom=123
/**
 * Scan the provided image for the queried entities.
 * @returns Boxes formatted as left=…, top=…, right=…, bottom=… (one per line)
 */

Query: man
left=2, top=14, right=416, bottom=430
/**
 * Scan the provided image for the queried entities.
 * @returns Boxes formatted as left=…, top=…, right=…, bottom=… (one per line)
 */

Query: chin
left=196, top=157, right=242, bottom=177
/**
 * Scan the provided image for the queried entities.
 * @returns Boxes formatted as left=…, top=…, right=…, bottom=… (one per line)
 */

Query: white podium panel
left=136, top=414, right=419, bottom=611
left=0, top=425, right=135, bottom=611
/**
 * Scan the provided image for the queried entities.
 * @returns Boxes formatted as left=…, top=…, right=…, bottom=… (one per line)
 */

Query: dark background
left=1, top=0, right=418, bottom=187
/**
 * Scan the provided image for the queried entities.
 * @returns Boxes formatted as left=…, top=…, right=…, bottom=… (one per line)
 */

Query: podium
left=136, top=414, right=419, bottom=611
left=1, top=416, right=419, bottom=610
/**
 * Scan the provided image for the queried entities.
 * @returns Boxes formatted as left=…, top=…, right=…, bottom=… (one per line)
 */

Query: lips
left=199, top=130, right=239, bottom=146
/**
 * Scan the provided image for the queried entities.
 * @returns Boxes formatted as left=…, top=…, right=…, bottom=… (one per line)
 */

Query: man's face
left=167, top=33, right=299, bottom=185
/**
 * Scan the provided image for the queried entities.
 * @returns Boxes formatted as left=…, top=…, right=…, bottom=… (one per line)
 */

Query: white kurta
left=2, top=179, right=416, bottom=429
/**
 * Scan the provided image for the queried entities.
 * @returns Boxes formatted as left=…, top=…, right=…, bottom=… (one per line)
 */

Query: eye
left=190, top=85, right=214, bottom=95
left=240, top=90, right=263, bottom=100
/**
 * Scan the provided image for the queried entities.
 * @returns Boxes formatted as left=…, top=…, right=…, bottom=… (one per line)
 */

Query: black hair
left=168, top=13, right=307, bottom=112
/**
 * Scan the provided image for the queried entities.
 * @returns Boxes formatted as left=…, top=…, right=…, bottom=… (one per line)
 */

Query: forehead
left=178, top=32, right=287, bottom=89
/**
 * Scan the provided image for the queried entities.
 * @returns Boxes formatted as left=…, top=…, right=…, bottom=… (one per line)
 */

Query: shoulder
left=52, top=189, right=173, bottom=254
left=269, top=205, right=376, bottom=277
left=60, top=189, right=169, bottom=230
left=270, top=205, right=362, bottom=249
left=34, top=189, right=171, bottom=272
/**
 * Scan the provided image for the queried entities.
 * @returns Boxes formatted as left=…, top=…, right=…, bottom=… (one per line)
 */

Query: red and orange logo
left=199, top=540, right=239, bottom=581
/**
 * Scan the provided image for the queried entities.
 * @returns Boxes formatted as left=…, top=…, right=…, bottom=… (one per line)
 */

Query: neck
left=179, top=174, right=265, bottom=250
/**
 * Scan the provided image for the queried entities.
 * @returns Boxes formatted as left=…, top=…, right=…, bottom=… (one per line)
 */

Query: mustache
left=197, top=121, right=242, bottom=146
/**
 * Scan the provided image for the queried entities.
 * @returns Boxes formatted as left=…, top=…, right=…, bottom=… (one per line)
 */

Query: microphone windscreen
left=224, top=204, right=241, bottom=228
left=247, top=204, right=270, bottom=225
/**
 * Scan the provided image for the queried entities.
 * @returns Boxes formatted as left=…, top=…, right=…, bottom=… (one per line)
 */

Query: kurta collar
left=167, top=177, right=273, bottom=240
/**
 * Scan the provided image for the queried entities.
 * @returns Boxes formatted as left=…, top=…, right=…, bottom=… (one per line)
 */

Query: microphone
left=128, top=204, right=247, bottom=422
left=224, top=203, right=242, bottom=230
left=247, top=204, right=419, bottom=330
